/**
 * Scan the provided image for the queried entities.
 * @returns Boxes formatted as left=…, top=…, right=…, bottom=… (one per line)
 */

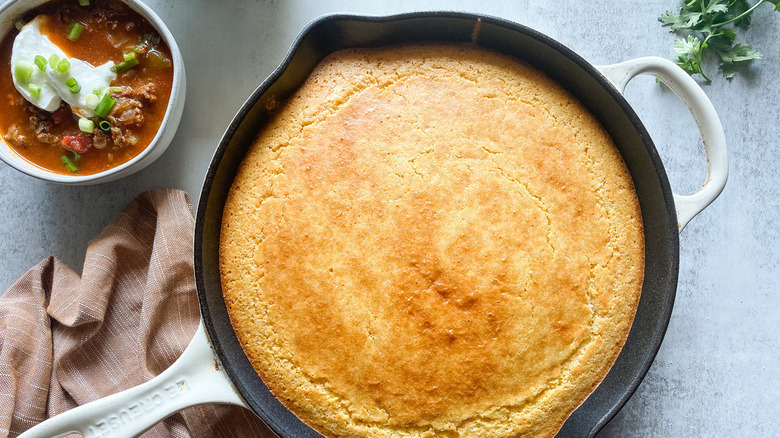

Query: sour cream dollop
left=11, top=17, right=116, bottom=118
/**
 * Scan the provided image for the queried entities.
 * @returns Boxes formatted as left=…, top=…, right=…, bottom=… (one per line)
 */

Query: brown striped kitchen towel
left=0, top=189, right=273, bottom=437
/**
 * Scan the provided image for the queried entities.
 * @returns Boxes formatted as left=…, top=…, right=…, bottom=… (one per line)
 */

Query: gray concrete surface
left=1, top=1, right=778, bottom=436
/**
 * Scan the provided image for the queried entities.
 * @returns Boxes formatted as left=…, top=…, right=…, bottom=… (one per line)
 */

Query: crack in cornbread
left=220, top=44, right=644, bottom=438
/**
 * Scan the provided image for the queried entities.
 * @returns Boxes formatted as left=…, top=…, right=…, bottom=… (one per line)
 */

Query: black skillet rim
left=195, top=11, right=680, bottom=438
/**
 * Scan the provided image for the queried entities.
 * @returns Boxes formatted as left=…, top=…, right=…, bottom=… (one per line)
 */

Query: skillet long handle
left=18, top=322, right=247, bottom=438
left=596, top=57, right=728, bottom=231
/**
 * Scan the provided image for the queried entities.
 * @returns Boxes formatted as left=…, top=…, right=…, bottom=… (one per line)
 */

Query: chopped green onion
left=67, top=22, right=85, bottom=41
left=108, top=86, right=121, bottom=93
left=99, top=120, right=111, bottom=132
left=65, top=77, right=81, bottom=93
left=56, top=58, right=70, bottom=74
left=14, top=20, right=25, bottom=31
left=94, top=93, right=116, bottom=118
left=61, top=155, right=78, bottom=172
left=78, top=0, right=90, bottom=5
left=34, top=55, right=47, bottom=71
left=73, top=152, right=81, bottom=161
left=123, top=52, right=137, bottom=62
left=110, top=56, right=139, bottom=74
left=78, top=118, right=94, bottom=133
left=78, top=119, right=94, bottom=133
left=28, top=84, right=41, bottom=98
left=92, top=87, right=102, bottom=95
left=49, top=54, right=60, bottom=68
left=139, top=33, right=161, bottom=49
left=85, top=93, right=99, bottom=108
left=13, top=61, right=33, bottom=83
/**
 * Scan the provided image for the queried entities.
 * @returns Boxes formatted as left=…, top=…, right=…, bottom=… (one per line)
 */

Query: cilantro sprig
left=660, top=0, right=780, bottom=81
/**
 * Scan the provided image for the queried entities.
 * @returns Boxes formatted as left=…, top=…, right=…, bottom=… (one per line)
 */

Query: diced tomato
left=61, top=134, right=92, bottom=153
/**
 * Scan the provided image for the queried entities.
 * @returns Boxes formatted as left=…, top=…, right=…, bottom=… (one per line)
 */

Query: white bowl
left=0, top=0, right=186, bottom=185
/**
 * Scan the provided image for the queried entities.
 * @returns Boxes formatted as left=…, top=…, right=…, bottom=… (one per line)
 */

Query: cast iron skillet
left=20, top=12, right=727, bottom=438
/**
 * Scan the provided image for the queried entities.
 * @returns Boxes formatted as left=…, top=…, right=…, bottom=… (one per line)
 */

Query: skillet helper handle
left=596, top=56, right=728, bottom=231
left=18, top=322, right=246, bottom=438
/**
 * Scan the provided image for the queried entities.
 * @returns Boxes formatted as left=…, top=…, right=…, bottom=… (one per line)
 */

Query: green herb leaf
left=659, top=0, right=780, bottom=80
left=673, top=36, right=710, bottom=81
left=725, top=0, right=754, bottom=29
left=660, top=10, right=702, bottom=30
left=704, top=1, right=729, bottom=15
left=715, top=43, right=764, bottom=78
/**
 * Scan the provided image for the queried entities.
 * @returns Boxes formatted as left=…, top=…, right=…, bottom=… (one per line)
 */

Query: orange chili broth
left=0, top=0, right=173, bottom=175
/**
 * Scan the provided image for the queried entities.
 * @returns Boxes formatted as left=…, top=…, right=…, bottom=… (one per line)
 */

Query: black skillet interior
left=195, top=12, right=680, bottom=438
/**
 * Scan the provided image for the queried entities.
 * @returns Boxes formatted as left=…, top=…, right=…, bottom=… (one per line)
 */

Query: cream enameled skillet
left=19, top=12, right=726, bottom=438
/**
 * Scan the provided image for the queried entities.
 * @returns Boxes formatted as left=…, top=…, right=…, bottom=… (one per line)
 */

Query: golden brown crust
left=220, top=44, right=644, bottom=438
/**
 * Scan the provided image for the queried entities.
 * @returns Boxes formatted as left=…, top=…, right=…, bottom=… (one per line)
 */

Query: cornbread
left=219, top=44, right=644, bottom=438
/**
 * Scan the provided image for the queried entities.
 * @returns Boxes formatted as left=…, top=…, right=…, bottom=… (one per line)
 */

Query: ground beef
left=109, top=125, right=138, bottom=148
left=104, top=85, right=158, bottom=148
left=4, top=126, right=26, bottom=148
left=119, top=83, right=157, bottom=103
left=27, top=109, right=50, bottom=131
left=9, top=94, right=25, bottom=107
left=70, top=85, right=156, bottom=150
left=28, top=111, right=59, bottom=145
left=94, top=2, right=128, bottom=29
left=50, top=104, right=71, bottom=125
left=24, top=103, right=74, bottom=145
left=92, top=130, right=110, bottom=149
left=37, top=132, right=59, bottom=144
left=108, top=96, right=144, bottom=127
